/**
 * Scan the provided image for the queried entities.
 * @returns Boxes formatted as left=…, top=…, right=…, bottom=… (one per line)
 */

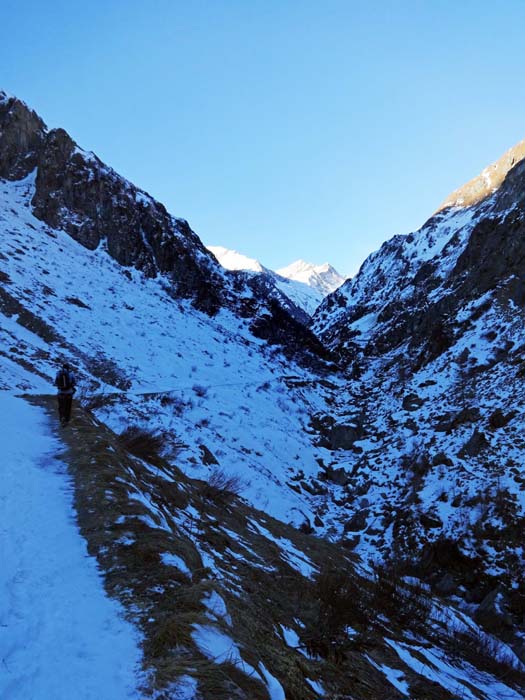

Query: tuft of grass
left=200, top=467, right=247, bottom=504
left=146, top=612, right=197, bottom=658
left=370, top=560, right=431, bottom=627
left=444, top=621, right=525, bottom=687
left=301, top=567, right=368, bottom=663
left=119, top=425, right=165, bottom=464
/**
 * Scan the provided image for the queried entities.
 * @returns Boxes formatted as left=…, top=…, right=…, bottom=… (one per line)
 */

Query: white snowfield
left=276, top=259, right=345, bottom=296
left=0, top=394, right=142, bottom=700
left=207, top=245, right=345, bottom=315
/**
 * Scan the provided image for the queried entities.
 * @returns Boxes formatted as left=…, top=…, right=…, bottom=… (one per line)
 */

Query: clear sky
left=2, top=0, right=525, bottom=276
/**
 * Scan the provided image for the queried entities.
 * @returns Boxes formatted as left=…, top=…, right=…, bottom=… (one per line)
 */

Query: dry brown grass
left=25, top=395, right=524, bottom=700
left=198, top=466, right=248, bottom=507
left=118, top=425, right=165, bottom=464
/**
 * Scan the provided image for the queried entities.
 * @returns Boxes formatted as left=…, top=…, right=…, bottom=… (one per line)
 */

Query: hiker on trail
left=54, top=362, right=76, bottom=426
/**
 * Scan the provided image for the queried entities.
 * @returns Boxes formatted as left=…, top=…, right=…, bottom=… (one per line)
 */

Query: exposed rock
left=459, top=429, right=489, bottom=458
left=435, top=573, right=456, bottom=595
left=199, top=445, right=218, bottom=466
left=420, top=512, right=442, bottom=530
left=402, top=392, right=425, bottom=411
left=250, top=299, right=332, bottom=365
left=488, top=408, right=516, bottom=430
left=328, top=422, right=364, bottom=450
left=435, top=406, right=480, bottom=433
left=309, top=413, right=365, bottom=449
left=344, top=509, right=369, bottom=532
left=436, top=139, right=525, bottom=212
left=432, top=452, right=454, bottom=467
left=301, top=480, right=328, bottom=496
left=0, top=92, right=46, bottom=179
left=475, top=587, right=512, bottom=632
left=320, top=466, right=349, bottom=486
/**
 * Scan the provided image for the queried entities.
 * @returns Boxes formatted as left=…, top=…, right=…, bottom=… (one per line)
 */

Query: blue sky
left=2, top=0, right=525, bottom=275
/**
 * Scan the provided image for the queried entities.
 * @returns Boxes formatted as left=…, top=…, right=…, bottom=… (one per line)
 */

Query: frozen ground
left=0, top=393, right=142, bottom=700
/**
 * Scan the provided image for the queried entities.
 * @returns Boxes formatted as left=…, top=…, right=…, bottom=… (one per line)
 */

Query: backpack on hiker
left=56, top=368, right=73, bottom=392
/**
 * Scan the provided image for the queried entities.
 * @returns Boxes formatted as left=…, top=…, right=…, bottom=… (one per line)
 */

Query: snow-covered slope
left=307, top=138, right=525, bottom=663
left=3, top=90, right=525, bottom=697
left=208, top=245, right=345, bottom=315
left=0, top=394, right=143, bottom=700
left=0, top=174, right=337, bottom=530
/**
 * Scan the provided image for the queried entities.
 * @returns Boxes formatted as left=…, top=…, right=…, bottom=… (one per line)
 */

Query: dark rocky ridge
left=0, top=92, right=226, bottom=313
left=313, top=141, right=525, bottom=367
left=306, top=140, right=525, bottom=664
left=0, top=90, right=325, bottom=360
left=0, top=93, right=47, bottom=179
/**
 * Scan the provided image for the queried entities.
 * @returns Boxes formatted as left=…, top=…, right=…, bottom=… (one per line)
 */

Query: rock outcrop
left=0, top=92, right=227, bottom=312
left=313, top=137, right=525, bottom=367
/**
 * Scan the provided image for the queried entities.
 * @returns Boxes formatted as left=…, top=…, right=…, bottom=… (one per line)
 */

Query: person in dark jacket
left=54, top=362, right=76, bottom=426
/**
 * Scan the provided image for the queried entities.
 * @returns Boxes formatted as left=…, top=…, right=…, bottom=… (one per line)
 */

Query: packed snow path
left=0, top=394, right=142, bottom=700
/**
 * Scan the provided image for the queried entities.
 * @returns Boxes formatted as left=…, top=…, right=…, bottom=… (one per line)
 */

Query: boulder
left=344, top=509, right=369, bottom=532
left=402, top=392, right=425, bottom=411
left=432, top=452, right=454, bottom=467
left=435, top=573, right=457, bottom=595
left=199, top=444, right=218, bottom=466
left=420, top=512, right=442, bottom=530
left=459, top=429, right=489, bottom=458
left=488, top=408, right=516, bottom=429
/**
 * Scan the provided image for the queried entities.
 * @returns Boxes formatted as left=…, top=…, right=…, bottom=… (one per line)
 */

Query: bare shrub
left=370, top=560, right=431, bottom=627
left=200, top=467, right=246, bottom=504
left=301, top=567, right=368, bottom=663
left=159, top=394, right=187, bottom=416
left=192, top=384, right=208, bottom=398
left=119, top=425, right=165, bottom=464
left=445, top=621, right=525, bottom=686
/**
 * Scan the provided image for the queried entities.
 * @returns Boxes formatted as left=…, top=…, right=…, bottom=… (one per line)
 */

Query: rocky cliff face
left=313, top=141, right=525, bottom=367
left=437, top=139, right=525, bottom=212
left=0, top=91, right=228, bottom=313
left=3, top=91, right=525, bottom=696
left=0, top=90, right=324, bottom=364
left=307, top=140, right=525, bottom=661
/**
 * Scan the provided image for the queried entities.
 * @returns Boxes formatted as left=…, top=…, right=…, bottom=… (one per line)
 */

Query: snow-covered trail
left=0, top=394, right=142, bottom=700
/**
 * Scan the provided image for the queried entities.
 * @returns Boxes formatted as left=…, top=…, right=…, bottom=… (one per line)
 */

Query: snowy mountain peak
left=277, top=259, right=345, bottom=296
left=207, top=246, right=345, bottom=315
left=4, top=92, right=525, bottom=699
left=207, top=245, right=265, bottom=273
